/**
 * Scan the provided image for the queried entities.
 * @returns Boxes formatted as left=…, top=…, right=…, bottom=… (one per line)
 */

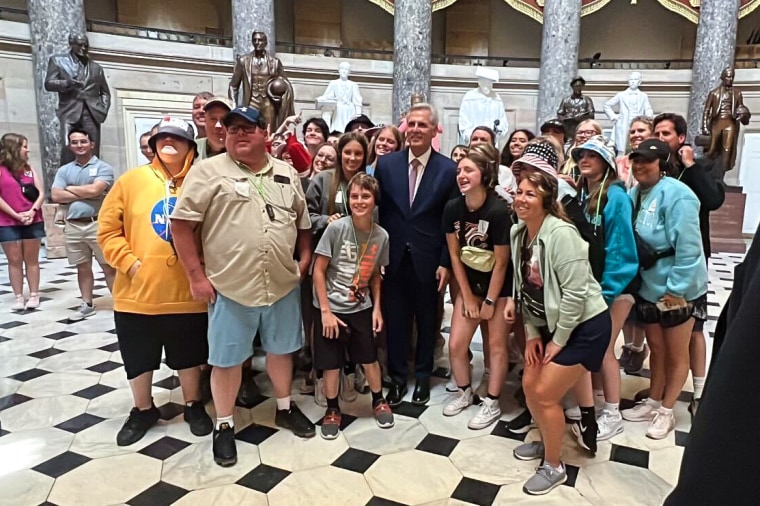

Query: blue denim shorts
left=208, top=287, right=304, bottom=367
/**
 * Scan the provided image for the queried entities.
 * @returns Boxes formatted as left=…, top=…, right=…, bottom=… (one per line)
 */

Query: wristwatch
left=484, top=297, right=494, bottom=306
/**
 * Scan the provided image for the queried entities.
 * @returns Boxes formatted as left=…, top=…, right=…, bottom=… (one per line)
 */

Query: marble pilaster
left=536, top=0, right=581, bottom=132
left=392, top=0, right=432, bottom=123
left=231, top=0, right=276, bottom=59
left=686, top=0, right=741, bottom=144
left=27, top=0, right=86, bottom=189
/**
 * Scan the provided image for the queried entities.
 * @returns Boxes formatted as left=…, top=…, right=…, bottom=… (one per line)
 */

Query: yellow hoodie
left=97, top=153, right=206, bottom=315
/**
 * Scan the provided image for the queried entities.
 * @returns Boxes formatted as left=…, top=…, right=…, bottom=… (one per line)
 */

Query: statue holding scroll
left=316, top=62, right=363, bottom=133
left=229, top=31, right=295, bottom=132
left=702, top=67, right=751, bottom=173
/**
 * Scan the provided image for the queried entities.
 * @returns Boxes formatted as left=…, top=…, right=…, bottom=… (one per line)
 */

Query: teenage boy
left=312, top=173, right=394, bottom=440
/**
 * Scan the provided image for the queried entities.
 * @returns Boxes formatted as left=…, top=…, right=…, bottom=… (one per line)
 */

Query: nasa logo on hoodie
left=150, top=197, right=178, bottom=241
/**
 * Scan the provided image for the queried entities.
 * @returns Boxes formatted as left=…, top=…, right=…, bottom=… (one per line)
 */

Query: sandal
left=11, top=294, right=25, bottom=311
left=26, top=292, right=40, bottom=310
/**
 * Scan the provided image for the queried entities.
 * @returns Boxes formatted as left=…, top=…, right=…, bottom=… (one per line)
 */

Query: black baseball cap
left=345, top=114, right=375, bottom=132
left=540, top=118, right=565, bottom=134
left=629, top=138, right=670, bottom=162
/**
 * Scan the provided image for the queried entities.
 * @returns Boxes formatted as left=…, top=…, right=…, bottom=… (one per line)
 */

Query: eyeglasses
left=576, top=130, right=597, bottom=137
left=228, top=125, right=261, bottom=135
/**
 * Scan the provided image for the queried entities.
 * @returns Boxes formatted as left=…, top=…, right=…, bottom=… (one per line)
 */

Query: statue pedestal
left=710, top=185, right=747, bottom=254
left=316, top=99, right=336, bottom=131
left=42, top=203, right=67, bottom=259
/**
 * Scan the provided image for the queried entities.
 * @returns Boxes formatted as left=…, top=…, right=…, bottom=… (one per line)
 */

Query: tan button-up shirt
left=171, top=153, right=311, bottom=307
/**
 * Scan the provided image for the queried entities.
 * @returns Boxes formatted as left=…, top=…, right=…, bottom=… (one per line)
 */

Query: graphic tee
left=521, top=234, right=547, bottom=322
left=313, top=216, right=389, bottom=314
left=442, top=194, right=514, bottom=297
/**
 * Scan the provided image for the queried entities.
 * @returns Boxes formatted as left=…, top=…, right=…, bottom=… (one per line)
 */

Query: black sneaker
left=184, top=401, right=213, bottom=436
left=116, top=404, right=160, bottom=446
left=212, top=422, right=237, bottom=467
left=624, top=345, right=649, bottom=375
left=236, top=368, right=263, bottom=408
left=507, top=409, right=535, bottom=434
left=571, top=418, right=598, bottom=456
left=275, top=403, right=316, bottom=438
left=618, top=345, right=632, bottom=370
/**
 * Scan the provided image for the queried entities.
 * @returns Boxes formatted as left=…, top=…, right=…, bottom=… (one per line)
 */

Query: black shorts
left=115, top=311, right=209, bottom=380
left=313, top=308, right=378, bottom=370
left=635, top=294, right=707, bottom=329
left=539, top=310, right=611, bottom=373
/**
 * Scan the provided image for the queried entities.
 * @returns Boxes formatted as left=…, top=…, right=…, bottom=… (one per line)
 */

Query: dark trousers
left=60, top=106, right=101, bottom=165
left=383, top=252, right=439, bottom=384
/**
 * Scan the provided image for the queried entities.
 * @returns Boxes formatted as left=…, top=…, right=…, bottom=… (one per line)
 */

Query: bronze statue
left=44, top=33, right=111, bottom=164
left=702, top=67, right=751, bottom=173
left=229, top=31, right=295, bottom=133
left=557, top=77, right=595, bottom=141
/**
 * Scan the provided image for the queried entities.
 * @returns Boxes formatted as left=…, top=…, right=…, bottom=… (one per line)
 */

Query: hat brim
left=148, top=127, right=196, bottom=152
left=628, top=151, right=659, bottom=162
left=223, top=110, right=261, bottom=127
left=203, top=99, right=232, bottom=113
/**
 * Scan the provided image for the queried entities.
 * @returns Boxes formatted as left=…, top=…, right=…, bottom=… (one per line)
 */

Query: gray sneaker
left=523, top=463, right=568, bottom=495
left=513, top=441, right=545, bottom=461
left=69, top=301, right=95, bottom=322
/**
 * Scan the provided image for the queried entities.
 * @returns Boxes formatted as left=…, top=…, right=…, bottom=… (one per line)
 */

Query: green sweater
left=511, top=215, right=608, bottom=347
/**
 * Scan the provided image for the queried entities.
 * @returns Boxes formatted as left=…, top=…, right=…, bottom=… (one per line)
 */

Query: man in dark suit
left=374, top=103, right=457, bottom=406
left=44, top=33, right=111, bottom=165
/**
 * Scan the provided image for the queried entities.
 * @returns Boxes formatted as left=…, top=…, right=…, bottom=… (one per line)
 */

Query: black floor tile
left=47, top=279, right=69, bottom=284
left=0, top=336, right=8, bottom=343
left=565, top=463, right=580, bottom=488
left=86, top=361, right=122, bottom=373
left=677, top=390, right=694, bottom=403
left=237, top=464, right=290, bottom=493
left=331, top=448, right=379, bottom=474
left=675, top=430, right=689, bottom=447
left=28, top=347, right=66, bottom=359
left=55, top=413, right=105, bottom=433
left=8, top=368, right=49, bottom=382
left=490, top=420, right=527, bottom=442
left=392, top=401, right=427, bottom=419
left=153, top=375, right=181, bottom=390
left=619, top=398, right=637, bottom=410
left=610, top=444, right=650, bottom=469
left=235, top=424, right=278, bottom=445
left=0, top=429, right=9, bottom=437
left=0, top=393, right=32, bottom=410
left=128, top=481, right=188, bottom=506
left=73, top=384, right=116, bottom=400
left=43, top=330, right=77, bottom=340
left=366, top=497, right=408, bottom=506
left=451, top=476, right=500, bottom=506
left=0, top=320, right=27, bottom=329
left=99, top=342, right=120, bottom=353
left=32, top=451, right=90, bottom=478
left=139, top=436, right=191, bottom=460
left=415, top=433, right=459, bottom=457
left=158, top=402, right=185, bottom=421
left=39, top=287, right=62, bottom=293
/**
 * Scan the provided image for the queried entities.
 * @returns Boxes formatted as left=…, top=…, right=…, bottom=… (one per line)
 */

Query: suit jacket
left=375, top=149, right=457, bottom=279
left=702, top=86, right=744, bottom=134
left=44, top=53, right=111, bottom=124
left=229, top=52, right=284, bottom=106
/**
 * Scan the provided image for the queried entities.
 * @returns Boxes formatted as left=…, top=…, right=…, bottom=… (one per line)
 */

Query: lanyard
left=350, top=219, right=373, bottom=287
left=248, top=173, right=267, bottom=199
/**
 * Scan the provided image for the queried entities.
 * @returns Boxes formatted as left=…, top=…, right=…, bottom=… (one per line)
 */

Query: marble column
left=536, top=0, right=581, bottom=132
left=27, top=0, right=86, bottom=189
left=231, top=0, right=275, bottom=59
left=686, top=0, right=741, bottom=145
left=392, top=0, right=432, bottom=124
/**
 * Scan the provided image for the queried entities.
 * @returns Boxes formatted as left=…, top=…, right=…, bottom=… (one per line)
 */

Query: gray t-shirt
left=52, top=156, right=114, bottom=219
left=313, top=216, right=389, bottom=314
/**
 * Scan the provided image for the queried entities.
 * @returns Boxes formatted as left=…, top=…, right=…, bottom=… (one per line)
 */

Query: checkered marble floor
left=0, top=251, right=741, bottom=506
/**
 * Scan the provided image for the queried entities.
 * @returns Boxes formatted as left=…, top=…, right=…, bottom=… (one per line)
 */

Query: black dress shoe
left=412, top=378, right=430, bottom=405
left=386, top=383, right=408, bottom=407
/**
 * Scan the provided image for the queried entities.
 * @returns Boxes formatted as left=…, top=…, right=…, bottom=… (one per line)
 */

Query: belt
left=67, top=216, right=98, bottom=223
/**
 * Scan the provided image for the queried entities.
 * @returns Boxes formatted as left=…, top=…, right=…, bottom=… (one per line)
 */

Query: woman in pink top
left=0, top=133, right=46, bottom=311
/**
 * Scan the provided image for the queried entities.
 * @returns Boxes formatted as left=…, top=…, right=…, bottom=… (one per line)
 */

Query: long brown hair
left=464, top=144, right=499, bottom=190
left=0, top=133, right=29, bottom=175
left=328, top=132, right=368, bottom=215
left=521, top=170, right=571, bottom=223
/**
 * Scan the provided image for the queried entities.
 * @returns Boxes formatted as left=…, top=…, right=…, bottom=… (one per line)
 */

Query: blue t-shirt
left=52, top=156, right=114, bottom=219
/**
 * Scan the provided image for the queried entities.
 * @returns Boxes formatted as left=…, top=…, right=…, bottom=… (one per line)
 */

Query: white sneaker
left=340, top=371, right=357, bottom=403
left=443, top=387, right=473, bottom=416
left=468, top=396, right=501, bottom=430
left=564, top=405, right=581, bottom=421
left=646, top=408, right=675, bottom=440
left=11, top=295, right=25, bottom=312
left=314, top=377, right=327, bottom=407
left=596, top=409, right=624, bottom=441
left=621, top=399, right=659, bottom=422
left=474, top=369, right=490, bottom=399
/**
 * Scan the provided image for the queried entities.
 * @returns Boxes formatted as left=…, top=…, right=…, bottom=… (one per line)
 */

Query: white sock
left=549, top=461, right=565, bottom=473
left=276, top=396, right=291, bottom=411
left=604, top=402, right=619, bottom=414
left=659, top=406, right=673, bottom=416
left=631, top=343, right=644, bottom=352
left=646, top=398, right=662, bottom=409
left=215, top=415, right=234, bottom=430
left=693, top=376, right=705, bottom=399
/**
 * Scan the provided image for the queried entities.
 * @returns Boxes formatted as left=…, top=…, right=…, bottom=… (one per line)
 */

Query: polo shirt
left=52, top=156, right=114, bottom=219
left=171, top=153, right=311, bottom=307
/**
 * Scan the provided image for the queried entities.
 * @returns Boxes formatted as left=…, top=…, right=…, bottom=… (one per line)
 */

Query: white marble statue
left=316, top=61, right=363, bottom=133
left=458, top=67, right=509, bottom=149
left=603, top=71, right=654, bottom=152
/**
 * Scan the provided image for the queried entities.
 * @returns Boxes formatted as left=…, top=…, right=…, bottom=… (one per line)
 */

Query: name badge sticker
left=88, top=167, right=98, bottom=177
left=234, top=181, right=250, bottom=197
left=478, top=220, right=489, bottom=234
left=335, top=191, right=343, bottom=204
